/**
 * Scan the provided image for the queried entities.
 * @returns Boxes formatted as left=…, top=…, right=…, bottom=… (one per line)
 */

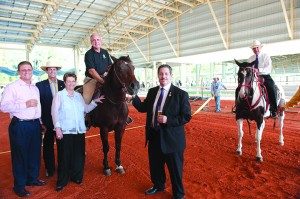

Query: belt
left=12, top=116, right=39, bottom=122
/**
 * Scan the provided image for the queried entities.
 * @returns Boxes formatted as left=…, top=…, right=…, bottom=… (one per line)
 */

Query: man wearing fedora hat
left=248, top=40, right=277, bottom=118
left=36, top=61, right=65, bottom=177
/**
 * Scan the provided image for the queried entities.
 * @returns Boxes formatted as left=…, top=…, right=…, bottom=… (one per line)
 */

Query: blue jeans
left=214, top=96, right=221, bottom=112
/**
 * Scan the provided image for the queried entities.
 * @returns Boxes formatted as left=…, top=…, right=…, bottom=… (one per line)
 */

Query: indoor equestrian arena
left=0, top=0, right=300, bottom=198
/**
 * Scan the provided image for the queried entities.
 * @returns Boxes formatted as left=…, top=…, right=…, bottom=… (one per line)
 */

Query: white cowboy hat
left=250, top=40, right=263, bottom=48
left=40, top=61, right=62, bottom=71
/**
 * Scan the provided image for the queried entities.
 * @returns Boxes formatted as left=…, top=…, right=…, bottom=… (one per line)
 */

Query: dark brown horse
left=90, top=55, right=139, bottom=175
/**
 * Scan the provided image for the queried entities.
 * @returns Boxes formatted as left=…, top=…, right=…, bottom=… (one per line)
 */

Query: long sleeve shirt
left=51, top=89, right=97, bottom=134
left=0, top=79, right=41, bottom=119
left=248, top=52, right=272, bottom=75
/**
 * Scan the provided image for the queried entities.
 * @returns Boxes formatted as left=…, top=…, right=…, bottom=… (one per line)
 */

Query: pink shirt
left=0, top=79, right=41, bottom=120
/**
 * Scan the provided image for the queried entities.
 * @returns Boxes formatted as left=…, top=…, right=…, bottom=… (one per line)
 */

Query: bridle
left=104, top=59, right=133, bottom=105
left=237, top=67, right=264, bottom=111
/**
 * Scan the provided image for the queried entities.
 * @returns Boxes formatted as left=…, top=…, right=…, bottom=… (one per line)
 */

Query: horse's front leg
left=236, top=119, right=244, bottom=156
left=100, top=128, right=111, bottom=176
left=114, top=129, right=125, bottom=174
left=278, top=111, right=285, bottom=146
left=256, top=119, right=265, bottom=162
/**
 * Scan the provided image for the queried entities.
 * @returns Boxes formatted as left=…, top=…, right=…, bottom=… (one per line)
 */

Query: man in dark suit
left=128, top=64, right=191, bottom=199
left=36, top=61, right=65, bottom=177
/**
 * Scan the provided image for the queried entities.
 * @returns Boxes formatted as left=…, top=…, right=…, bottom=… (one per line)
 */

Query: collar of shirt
left=18, top=79, right=34, bottom=86
left=48, top=79, right=57, bottom=84
left=160, top=83, right=171, bottom=93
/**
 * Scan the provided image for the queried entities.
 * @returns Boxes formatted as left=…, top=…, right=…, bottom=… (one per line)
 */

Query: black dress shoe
left=13, top=188, right=30, bottom=197
left=145, top=187, right=164, bottom=195
left=26, top=179, right=46, bottom=186
left=56, top=185, right=64, bottom=192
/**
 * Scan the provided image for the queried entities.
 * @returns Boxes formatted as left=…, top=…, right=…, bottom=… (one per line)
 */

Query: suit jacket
left=132, top=84, right=191, bottom=154
left=36, top=79, right=65, bottom=129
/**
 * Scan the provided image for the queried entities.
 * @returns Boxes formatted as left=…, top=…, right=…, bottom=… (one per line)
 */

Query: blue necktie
left=154, top=88, right=164, bottom=127
left=254, top=55, right=258, bottom=69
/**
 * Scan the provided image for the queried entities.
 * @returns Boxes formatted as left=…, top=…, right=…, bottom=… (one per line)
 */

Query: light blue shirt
left=51, top=89, right=97, bottom=134
left=211, top=80, right=226, bottom=97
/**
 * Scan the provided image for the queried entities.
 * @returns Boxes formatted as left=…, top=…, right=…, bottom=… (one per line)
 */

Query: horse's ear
left=111, top=56, right=117, bottom=62
left=234, top=59, right=241, bottom=66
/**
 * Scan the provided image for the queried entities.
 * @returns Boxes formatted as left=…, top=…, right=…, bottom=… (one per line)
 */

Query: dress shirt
left=248, top=52, right=272, bottom=75
left=152, top=83, right=171, bottom=125
left=0, top=79, right=41, bottom=119
left=51, top=89, right=97, bottom=134
left=49, top=79, right=58, bottom=96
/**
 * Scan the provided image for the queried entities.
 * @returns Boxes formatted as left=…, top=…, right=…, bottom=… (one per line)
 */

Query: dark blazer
left=132, top=84, right=191, bottom=153
left=36, top=79, right=65, bottom=129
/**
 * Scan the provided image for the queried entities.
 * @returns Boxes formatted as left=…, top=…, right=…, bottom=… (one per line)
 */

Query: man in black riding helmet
left=248, top=40, right=277, bottom=118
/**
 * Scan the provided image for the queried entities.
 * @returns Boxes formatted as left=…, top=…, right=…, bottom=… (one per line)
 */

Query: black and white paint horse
left=235, top=60, right=285, bottom=162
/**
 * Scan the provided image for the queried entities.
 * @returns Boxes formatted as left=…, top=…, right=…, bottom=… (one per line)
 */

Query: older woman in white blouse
left=51, top=72, right=104, bottom=191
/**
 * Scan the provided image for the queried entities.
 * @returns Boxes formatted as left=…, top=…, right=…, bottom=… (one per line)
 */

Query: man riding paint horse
left=248, top=40, right=277, bottom=118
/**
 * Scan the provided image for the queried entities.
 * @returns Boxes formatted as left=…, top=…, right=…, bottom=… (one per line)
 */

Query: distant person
left=248, top=40, right=277, bottom=118
left=128, top=64, right=192, bottom=199
left=52, top=72, right=104, bottom=192
left=211, top=76, right=227, bottom=112
left=36, top=61, right=65, bottom=177
left=0, top=61, right=45, bottom=197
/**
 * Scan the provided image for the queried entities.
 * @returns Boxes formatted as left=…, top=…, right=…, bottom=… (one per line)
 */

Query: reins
left=103, top=60, right=131, bottom=105
left=238, top=67, right=264, bottom=111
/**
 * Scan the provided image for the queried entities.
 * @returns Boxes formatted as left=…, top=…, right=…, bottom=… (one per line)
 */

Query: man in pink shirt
left=0, top=61, right=45, bottom=197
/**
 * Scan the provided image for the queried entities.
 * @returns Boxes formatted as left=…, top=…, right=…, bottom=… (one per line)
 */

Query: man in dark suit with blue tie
left=128, top=64, right=191, bottom=199
left=36, top=61, right=65, bottom=177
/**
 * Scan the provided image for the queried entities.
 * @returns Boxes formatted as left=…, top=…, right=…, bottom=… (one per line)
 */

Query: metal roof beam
left=207, top=0, right=228, bottom=49
left=0, top=16, right=42, bottom=25
left=0, top=33, right=32, bottom=40
left=153, top=12, right=178, bottom=57
left=0, top=25, right=35, bottom=33
left=30, top=0, right=56, bottom=6
left=59, top=2, right=106, bottom=16
left=27, top=0, right=62, bottom=52
left=0, top=4, right=43, bottom=16
left=148, top=1, right=182, bottom=14
left=280, top=0, right=293, bottom=39
left=175, top=0, right=196, bottom=7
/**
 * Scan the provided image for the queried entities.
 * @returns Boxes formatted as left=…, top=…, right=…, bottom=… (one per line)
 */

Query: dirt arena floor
left=0, top=100, right=299, bottom=199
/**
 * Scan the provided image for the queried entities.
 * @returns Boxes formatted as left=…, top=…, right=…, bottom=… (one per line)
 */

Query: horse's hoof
left=115, top=165, right=125, bottom=174
left=256, top=157, right=263, bottom=162
left=236, top=150, right=242, bottom=156
left=103, top=169, right=112, bottom=176
left=279, top=142, right=284, bottom=146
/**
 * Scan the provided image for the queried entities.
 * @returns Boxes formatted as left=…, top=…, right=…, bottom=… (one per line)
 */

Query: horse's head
left=109, top=55, right=140, bottom=95
left=235, top=59, right=257, bottom=99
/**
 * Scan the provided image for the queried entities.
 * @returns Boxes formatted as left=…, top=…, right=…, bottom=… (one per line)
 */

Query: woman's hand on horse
left=94, top=95, right=105, bottom=103
left=126, top=94, right=133, bottom=101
